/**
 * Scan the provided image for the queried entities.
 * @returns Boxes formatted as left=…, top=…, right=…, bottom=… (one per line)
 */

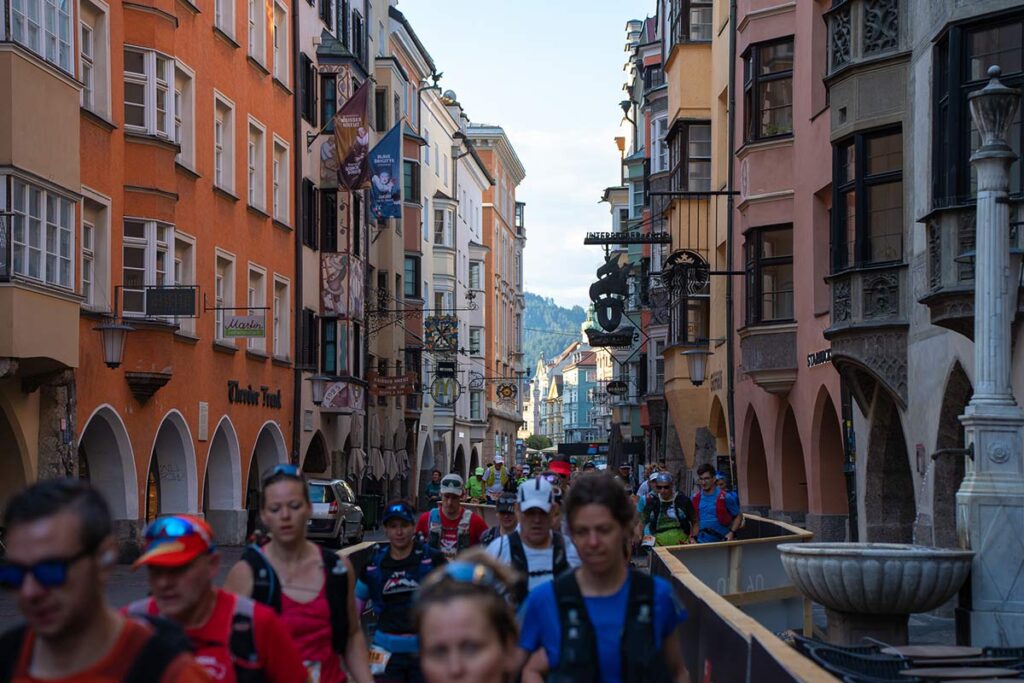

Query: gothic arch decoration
left=740, top=406, right=771, bottom=511
left=303, top=432, right=329, bottom=474
left=77, top=405, right=138, bottom=521
left=863, top=388, right=915, bottom=543
left=708, top=395, right=728, bottom=455
left=453, top=446, right=467, bottom=481
left=204, top=416, right=241, bottom=514
left=933, top=361, right=971, bottom=548
left=147, top=410, right=199, bottom=520
left=777, top=406, right=809, bottom=520
left=469, top=447, right=480, bottom=475
left=811, top=387, right=849, bottom=516
left=247, top=422, right=288, bottom=505
left=829, top=327, right=908, bottom=411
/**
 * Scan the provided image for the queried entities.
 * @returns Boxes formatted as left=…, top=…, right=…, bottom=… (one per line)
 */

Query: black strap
left=552, top=532, right=569, bottom=577
left=241, top=545, right=281, bottom=613
left=0, top=625, right=26, bottom=683
left=124, top=616, right=194, bottom=683
left=552, top=570, right=596, bottom=680
left=321, top=546, right=351, bottom=654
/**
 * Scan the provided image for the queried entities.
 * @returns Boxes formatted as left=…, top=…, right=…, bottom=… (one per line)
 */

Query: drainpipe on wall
left=290, top=0, right=303, bottom=465
left=725, top=0, right=739, bottom=496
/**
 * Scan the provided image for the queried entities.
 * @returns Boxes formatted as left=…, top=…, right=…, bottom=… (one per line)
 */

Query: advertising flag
left=332, top=80, right=371, bottom=190
left=369, top=123, right=403, bottom=219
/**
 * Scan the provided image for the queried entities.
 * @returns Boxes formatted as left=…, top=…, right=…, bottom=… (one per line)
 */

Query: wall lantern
left=682, top=348, right=712, bottom=387
left=94, top=320, right=134, bottom=369
left=308, top=374, right=334, bottom=406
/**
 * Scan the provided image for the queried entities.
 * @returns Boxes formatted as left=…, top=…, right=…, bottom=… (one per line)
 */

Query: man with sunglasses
left=638, top=472, right=698, bottom=547
left=0, top=479, right=210, bottom=683
left=415, top=474, right=487, bottom=559
left=357, top=500, right=445, bottom=682
left=128, top=514, right=308, bottom=683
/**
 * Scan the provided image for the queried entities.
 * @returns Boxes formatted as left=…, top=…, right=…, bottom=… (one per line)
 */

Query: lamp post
left=957, top=66, right=1024, bottom=646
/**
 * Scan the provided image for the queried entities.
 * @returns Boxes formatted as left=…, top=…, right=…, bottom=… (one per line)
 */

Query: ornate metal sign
left=606, top=380, right=628, bottom=396
left=584, top=231, right=672, bottom=245
left=496, top=383, right=518, bottom=401
left=585, top=327, right=637, bottom=348
left=430, top=376, right=462, bottom=407
left=589, top=255, right=631, bottom=332
left=660, top=249, right=710, bottom=298
left=425, top=315, right=459, bottom=353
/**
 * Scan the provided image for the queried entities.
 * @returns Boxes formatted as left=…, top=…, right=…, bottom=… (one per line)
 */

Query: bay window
left=11, top=0, right=72, bottom=72
left=10, top=179, right=74, bottom=289
left=122, top=219, right=173, bottom=316
left=743, top=38, right=794, bottom=142
left=124, top=48, right=175, bottom=140
left=745, top=225, right=794, bottom=325
left=669, top=122, right=711, bottom=191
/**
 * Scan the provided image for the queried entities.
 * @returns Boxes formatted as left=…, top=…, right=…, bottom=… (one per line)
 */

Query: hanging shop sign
left=145, top=286, right=197, bottom=317
left=606, top=380, right=628, bottom=396
left=227, top=381, right=282, bottom=408
left=430, top=376, right=462, bottom=407
left=497, top=383, right=518, bottom=401
left=223, top=313, right=266, bottom=338
left=583, top=231, right=672, bottom=245
left=585, top=327, right=637, bottom=348
left=321, top=380, right=365, bottom=413
left=333, top=79, right=371, bottom=190
left=369, top=372, right=417, bottom=396
left=589, top=255, right=631, bottom=332
left=369, top=123, right=402, bottom=219
left=425, top=315, right=459, bottom=353
left=436, top=361, right=457, bottom=378
left=807, top=348, right=832, bottom=368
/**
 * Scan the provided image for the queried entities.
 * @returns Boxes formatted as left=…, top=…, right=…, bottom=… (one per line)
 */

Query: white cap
left=649, top=471, right=659, bottom=481
left=440, top=473, right=464, bottom=496
left=518, top=476, right=554, bottom=513
left=494, top=455, right=504, bottom=464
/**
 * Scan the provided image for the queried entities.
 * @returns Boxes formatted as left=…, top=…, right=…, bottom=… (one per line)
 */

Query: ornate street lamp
left=683, top=348, right=712, bottom=387
left=94, top=320, right=134, bottom=369
left=957, top=65, right=1024, bottom=645
left=307, top=374, right=334, bottom=406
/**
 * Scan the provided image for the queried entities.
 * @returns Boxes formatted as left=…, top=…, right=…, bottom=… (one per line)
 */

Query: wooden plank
left=722, top=584, right=800, bottom=607
left=727, top=544, right=742, bottom=594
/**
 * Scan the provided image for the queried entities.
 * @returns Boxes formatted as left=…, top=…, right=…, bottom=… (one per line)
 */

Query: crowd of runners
left=0, top=456, right=739, bottom=682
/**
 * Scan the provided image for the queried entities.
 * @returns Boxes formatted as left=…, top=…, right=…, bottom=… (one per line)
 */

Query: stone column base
left=206, top=508, right=248, bottom=545
left=826, top=608, right=909, bottom=646
left=804, top=513, right=849, bottom=541
left=769, top=509, right=807, bottom=527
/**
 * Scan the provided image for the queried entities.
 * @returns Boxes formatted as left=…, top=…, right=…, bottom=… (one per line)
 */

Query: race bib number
left=303, top=661, right=322, bottom=683
left=368, top=646, right=392, bottom=676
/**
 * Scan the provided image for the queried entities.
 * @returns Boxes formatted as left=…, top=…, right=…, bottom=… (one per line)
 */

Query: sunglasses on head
left=384, top=502, right=415, bottom=518
left=144, top=516, right=214, bottom=551
left=262, top=463, right=300, bottom=484
left=441, top=561, right=500, bottom=589
left=0, top=543, right=98, bottom=591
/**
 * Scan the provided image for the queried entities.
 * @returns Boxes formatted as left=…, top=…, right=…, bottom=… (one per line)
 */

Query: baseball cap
left=440, top=473, right=464, bottom=496
left=494, top=455, right=504, bottom=464
left=582, top=461, right=596, bottom=470
left=382, top=501, right=416, bottom=524
left=548, top=459, right=571, bottom=478
left=649, top=471, right=660, bottom=481
left=496, top=492, right=517, bottom=513
left=475, top=466, right=485, bottom=476
left=134, top=515, right=215, bottom=568
left=654, top=472, right=674, bottom=486
left=518, top=476, right=554, bottom=513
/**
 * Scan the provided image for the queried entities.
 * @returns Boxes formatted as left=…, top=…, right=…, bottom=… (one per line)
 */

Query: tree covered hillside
left=523, top=292, right=587, bottom=367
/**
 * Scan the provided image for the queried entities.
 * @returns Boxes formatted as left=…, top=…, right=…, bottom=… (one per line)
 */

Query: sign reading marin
left=223, top=313, right=266, bottom=338
left=583, top=231, right=672, bottom=245
left=227, top=381, right=282, bottom=408
left=145, top=286, right=197, bottom=317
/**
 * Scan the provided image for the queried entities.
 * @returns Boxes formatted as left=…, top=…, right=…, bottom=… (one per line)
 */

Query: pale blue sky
left=397, top=0, right=653, bottom=309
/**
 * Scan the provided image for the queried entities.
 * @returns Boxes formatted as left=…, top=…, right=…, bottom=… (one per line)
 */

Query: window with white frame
left=173, top=236, right=195, bottom=334
left=80, top=24, right=94, bottom=109
left=272, top=1, right=288, bottom=84
left=80, top=197, right=109, bottom=309
left=247, top=0, right=265, bottom=63
left=123, top=48, right=175, bottom=140
left=652, top=115, right=668, bottom=173
left=12, top=0, right=72, bottom=71
left=273, top=277, right=289, bottom=358
left=81, top=219, right=94, bottom=303
left=424, top=130, right=431, bottom=166
left=247, top=119, right=266, bottom=209
left=215, top=253, right=234, bottom=340
left=215, top=0, right=234, bottom=37
left=247, top=266, right=266, bottom=351
left=422, top=196, right=430, bottom=243
left=9, top=179, right=74, bottom=289
left=470, top=391, right=481, bottom=420
left=272, top=138, right=289, bottom=222
left=78, top=1, right=109, bottom=116
left=469, top=327, right=482, bottom=355
left=214, top=94, right=235, bottom=191
left=433, top=207, right=452, bottom=247
left=469, top=260, right=481, bottom=290
left=122, top=219, right=172, bottom=315
left=174, top=64, right=195, bottom=167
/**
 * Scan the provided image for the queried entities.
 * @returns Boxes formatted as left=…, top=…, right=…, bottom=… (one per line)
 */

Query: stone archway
left=863, top=389, right=915, bottom=542
left=77, top=406, right=137, bottom=524
left=453, top=445, right=467, bottom=481
left=245, top=422, right=288, bottom=536
left=811, top=389, right=849, bottom=540
left=0, top=402, right=28, bottom=516
left=204, top=417, right=242, bottom=543
left=709, top=396, right=728, bottom=455
left=933, top=362, right=971, bottom=548
left=741, top=407, right=770, bottom=512
left=303, top=432, right=329, bottom=475
left=147, top=411, right=198, bottom=521
left=778, top=406, right=809, bottom=524
left=470, top=447, right=480, bottom=475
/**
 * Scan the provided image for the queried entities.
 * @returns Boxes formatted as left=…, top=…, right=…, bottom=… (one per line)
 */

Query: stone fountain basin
left=778, top=543, right=973, bottom=615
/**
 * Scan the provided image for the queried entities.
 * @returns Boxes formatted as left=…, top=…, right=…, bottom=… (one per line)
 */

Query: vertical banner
left=369, top=123, right=403, bottom=219
left=333, top=80, right=371, bottom=190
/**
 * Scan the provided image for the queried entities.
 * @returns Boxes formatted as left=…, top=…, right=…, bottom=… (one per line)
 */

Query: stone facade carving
left=739, top=329, right=797, bottom=373
left=830, top=328, right=908, bottom=406
left=829, top=5, right=852, bottom=71
left=863, top=0, right=898, bottom=55
left=957, top=211, right=975, bottom=283
left=928, top=220, right=942, bottom=292
left=833, top=278, right=852, bottom=323
left=863, top=272, right=899, bottom=319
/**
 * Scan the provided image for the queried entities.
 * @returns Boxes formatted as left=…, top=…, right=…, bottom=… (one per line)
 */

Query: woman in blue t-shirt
left=518, top=471, right=690, bottom=683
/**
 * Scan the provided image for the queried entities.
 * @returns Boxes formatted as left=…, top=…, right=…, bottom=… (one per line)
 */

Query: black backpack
left=506, top=531, right=570, bottom=606
left=0, top=615, right=191, bottom=683
left=548, top=569, right=671, bottom=683
left=645, top=493, right=697, bottom=536
left=241, top=544, right=350, bottom=653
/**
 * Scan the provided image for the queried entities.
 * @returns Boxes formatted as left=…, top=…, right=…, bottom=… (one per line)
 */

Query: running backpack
left=645, top=493, right=697, bottom=535
left=427, top=508, right=473, bottom=555
left=361, top=541, right=442, bottom=630
left=241, top=544, right=350, bottom=654
left=548, top=570, right=671, bottom=683
left=506, top=531, right=569, bottom=606
left=0, top=615, right=190, bottom=683
left=692, top=489, right=735, bottom=527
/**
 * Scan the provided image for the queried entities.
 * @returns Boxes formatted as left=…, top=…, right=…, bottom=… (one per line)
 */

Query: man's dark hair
left=432, top=469, right=442, bottom=476
left=696, top=463, right=716, bottom=478
left=3, top=478, right=112, bottom=550
left=564, top=472, right=635, bottom=529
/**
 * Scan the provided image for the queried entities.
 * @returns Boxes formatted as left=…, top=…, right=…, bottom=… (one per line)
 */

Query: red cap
left=549, top=460, right=571, bottom=478
left=134, top=515, right=215, bottom=568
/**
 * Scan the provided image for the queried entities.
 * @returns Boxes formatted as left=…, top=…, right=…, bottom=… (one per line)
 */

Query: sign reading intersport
left=583, top=231, right=672, bottom=245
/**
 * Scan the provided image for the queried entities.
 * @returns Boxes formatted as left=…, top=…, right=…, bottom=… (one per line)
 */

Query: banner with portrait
left=369, top=123, right=402, bottom=219
left=332, top=79, right=371, bottom=190
left=321, top=253, right=350, bottom=317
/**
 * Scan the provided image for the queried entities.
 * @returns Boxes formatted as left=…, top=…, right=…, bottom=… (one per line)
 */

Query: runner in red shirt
left=129, top=515, right=308, bottom=683
left=415, top=474, right=488, bottom=559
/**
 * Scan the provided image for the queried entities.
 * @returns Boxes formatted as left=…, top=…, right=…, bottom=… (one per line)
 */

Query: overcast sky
left=397, top=0, right=652, bottom=309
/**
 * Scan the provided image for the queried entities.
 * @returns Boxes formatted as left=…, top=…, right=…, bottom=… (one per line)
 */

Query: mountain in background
left=523, top=292, right=587, bottom=369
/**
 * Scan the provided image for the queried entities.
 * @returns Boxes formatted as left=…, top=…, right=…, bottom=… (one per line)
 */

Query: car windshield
left=308, top=483, right=335, bottom=504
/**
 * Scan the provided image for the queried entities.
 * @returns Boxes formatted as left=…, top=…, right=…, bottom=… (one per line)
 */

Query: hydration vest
left=126, top=595, right=264, bottom=683
left=0, top=615, right=191, bottom=683
left=241, top=544, right=350, bottom=654
left=645, top=493, right=697, bottom=536
left=548, top=569, right=671, bottom=683
left=428, top=507, right=473, bottom=555
left=505, top=531, right=569, bottom=606
left=361, top=541, right=442, bottom=633
left=692, top=489, right=735, bottom=527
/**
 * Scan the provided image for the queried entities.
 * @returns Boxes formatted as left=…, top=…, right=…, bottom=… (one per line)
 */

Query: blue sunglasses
left=262, top=463, right=300, bottom=485
left=0, top=545, right=98, bottom=590
left=442, top=561, right=499, bottom=588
